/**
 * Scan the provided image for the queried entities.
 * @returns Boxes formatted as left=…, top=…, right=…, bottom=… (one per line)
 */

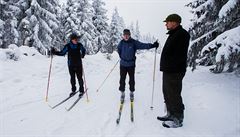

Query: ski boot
left=130, top=92, right=134, bottom=102
left=79, top=91, right=84, bottom=97
left=157, top=111, right=174, bottom=121
left=69, top=91, right=76, bottom=97
left=120, top=92, right=125, bottom=103
left=162, top=117, right=183, bottom=128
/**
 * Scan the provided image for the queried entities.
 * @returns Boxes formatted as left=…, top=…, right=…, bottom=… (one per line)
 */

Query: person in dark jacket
left=157, top=14, right=190, bottom=128
left=51, top=33, right=86, bottom=97
left=117, top=29, right=159, bottom=100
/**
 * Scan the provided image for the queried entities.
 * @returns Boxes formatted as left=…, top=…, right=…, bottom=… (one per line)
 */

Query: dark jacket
left=55, top=42, right=86, bottom=66
left=160, top=25, right=190, bottom=73
left=118, top=38, right=154, bottom=67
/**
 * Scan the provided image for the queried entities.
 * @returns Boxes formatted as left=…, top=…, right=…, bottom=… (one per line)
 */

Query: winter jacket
left=160, top=25, right=190, bottom=73
left=117, top=38, right=154, bottom=67
left=55, top=42, right=86, bottom=66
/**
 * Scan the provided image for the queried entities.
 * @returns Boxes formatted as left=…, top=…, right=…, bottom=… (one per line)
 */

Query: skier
left=157, top=14, right=190, bottom=128
left=51, top=33, right=86, bottom=97
left=117, top=29, right=159, bottom=100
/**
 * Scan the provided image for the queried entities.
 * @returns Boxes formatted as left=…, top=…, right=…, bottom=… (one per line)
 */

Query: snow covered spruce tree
left=18, top=0, right=60, bottom=54
left=92, top=0, right=109, bottom=53
left=187, top=0, right=240, bottom=73
left=0, top=0, right=6, bottom=48
left=106, top=8, right=125, bottom=53
left=128, top=21, right=141, bottom=40
left=61, top=0, right=80, bottom=42
left=75, top=0, right=98, bottom=54
left=0, top=0, right=21, bottom=48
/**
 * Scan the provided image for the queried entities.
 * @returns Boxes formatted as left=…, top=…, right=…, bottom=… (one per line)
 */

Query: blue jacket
left=55, top=42, right=86, bottom=66
left=117, top=38, right=154, bottom=67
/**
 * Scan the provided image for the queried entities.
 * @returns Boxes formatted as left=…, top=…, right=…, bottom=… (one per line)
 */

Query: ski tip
left=87, top=99, right=90, bottom=103
left=47, top=104, right=53, bottom=109
left=65, top=108, right=70, bottom=112
left=116, top=119, right=120, bottom=125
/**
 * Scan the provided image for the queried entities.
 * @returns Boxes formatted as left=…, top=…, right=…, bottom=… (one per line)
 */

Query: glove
left=152, top=40, right=159, bottom=49
left=81, top=54, right=85, bottom=58
left=50, top=47, right=56, bottom=55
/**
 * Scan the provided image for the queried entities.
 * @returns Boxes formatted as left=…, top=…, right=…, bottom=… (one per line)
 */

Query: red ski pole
left=82, top=65, right=89, bottom=102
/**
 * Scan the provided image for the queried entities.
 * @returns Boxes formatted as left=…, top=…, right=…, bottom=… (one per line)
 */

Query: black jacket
left=55, top=42, right=86, bottom=67
left=160, top=25, right=190, bottom=73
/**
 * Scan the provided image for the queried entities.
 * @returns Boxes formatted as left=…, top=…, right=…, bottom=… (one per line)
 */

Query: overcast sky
left=59, top=0, right=192, bottom=43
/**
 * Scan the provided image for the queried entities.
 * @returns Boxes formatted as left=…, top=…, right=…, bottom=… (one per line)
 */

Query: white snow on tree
left=0, top=0, right=21, bottom=48
left=92, top=0, right=109, bottom=53
left=187, top=0, right=240, bottom=73
left=20, top=0, right=60, bottom=55
left=74, top=0, right=98, bottom=55
left=61, top=0, right=80, bottom=42
left=107, top=8, right=125, bottom=53
left=201, top=26, right=240, bottom=73
left=127, top=21, right=141, bottom=41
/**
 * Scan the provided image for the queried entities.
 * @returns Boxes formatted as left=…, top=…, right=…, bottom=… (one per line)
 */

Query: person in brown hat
left=157, top=14, right=190, bottom=128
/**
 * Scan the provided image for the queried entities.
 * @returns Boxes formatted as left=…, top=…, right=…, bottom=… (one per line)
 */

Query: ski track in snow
left=0, top=52, right=239, bottom=137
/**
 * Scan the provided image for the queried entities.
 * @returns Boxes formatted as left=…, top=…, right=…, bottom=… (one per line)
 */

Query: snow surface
left=0, top=47, right=239, bottom=137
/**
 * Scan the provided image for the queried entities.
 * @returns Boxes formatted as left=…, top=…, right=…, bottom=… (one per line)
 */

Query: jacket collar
left=122, top=37, right=133, bottom=43
left=167, top=25, right=182, bottom=35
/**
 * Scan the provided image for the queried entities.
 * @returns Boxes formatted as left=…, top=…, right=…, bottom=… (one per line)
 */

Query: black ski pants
left=68, top=65, right=84, bottom=92
left=162, top=72, right=185, bottom=117
left=119, top=66, right=135, bottom=92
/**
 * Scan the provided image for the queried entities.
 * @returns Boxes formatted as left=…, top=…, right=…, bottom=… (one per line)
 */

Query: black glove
left=152, top=40, right=159, bottom=49
left=50, top=47, right=56, bottom=55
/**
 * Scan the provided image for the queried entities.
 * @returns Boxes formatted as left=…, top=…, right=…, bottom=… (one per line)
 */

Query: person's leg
left=157, top=72, right=173, bottom=121
left=68, top=66, right=76, bottom=92
left=119, top=66, right=127, bottom=92
left=128, top=66, right=135, bottom=92
left=162, top=72, right=185, bottom=128
left=75, top=65, right=84, bottom=93
left=168, top=72, right=185, bottom=121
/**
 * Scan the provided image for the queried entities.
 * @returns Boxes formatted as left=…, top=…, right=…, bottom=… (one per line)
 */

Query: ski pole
left=45, top=54, right=53, bottom=102
left=96, top=59, right=119, bottom=92
left=150, top=48, right=157, bottom=110
left=82, top=65, right=89, bottom=102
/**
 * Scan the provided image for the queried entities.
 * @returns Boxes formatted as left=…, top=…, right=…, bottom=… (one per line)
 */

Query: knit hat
left=70, top=33, right=79, bottom=40
left=123, top=29, right=131, bottom=35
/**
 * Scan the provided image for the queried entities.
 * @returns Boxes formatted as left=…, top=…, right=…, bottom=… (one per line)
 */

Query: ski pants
left=162, top=72, right=185, bottom=117
left=119, top=66, right=135, bottom=92
left=68, top=65, right=84, bottom=92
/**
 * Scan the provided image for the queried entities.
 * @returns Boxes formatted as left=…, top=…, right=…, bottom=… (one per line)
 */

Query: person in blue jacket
left=117, top=29, right=159, bottom=99
left=51, top=33, right=86, bottom=97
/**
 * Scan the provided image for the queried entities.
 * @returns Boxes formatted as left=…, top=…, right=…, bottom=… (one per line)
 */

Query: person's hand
left=50, top=47, right=56, bottom=55
left=152, top=40, right=159, bottom=49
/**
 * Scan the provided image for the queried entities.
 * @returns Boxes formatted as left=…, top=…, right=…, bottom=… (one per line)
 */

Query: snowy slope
left=0, top=48, right=239, bottom=137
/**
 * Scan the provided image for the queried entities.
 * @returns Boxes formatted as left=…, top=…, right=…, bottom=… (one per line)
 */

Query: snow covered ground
left=0, top=47, right=239, bottom=137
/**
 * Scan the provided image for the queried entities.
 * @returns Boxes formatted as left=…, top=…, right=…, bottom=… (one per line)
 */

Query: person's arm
left=117, top=42, right=122, bottom=57
left=81, top=45, right=86, bottom=58
left=54, top=44, right=68, bottom=56
left=135, top=40, right=155, bottom=50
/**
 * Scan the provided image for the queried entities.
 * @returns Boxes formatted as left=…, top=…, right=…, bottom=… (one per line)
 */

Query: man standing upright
left=51, top=33, right=86, bottom=97
left=157, top=14, right=190, bottom=128
left=117, top=29, right=159, bottom=100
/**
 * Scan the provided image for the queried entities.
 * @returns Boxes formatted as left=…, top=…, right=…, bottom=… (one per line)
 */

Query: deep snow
left=0, top=47, right=239, bottom=137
